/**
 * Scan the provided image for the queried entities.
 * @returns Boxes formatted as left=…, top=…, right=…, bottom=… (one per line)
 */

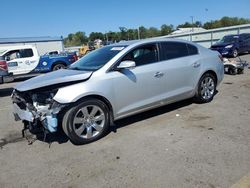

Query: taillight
left=0, top=60, right=8, bottom=71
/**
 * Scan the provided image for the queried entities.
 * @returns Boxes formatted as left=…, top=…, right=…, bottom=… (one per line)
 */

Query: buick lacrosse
left=12, top=38, right=224, bottom=144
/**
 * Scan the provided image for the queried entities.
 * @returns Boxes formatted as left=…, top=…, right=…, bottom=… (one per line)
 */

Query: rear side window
left=187, top=44, right=198, bottom=55
left=20, top=49, right=33, bottom=58
left=161, top=42, right=189, bottom=60
left=121, top=44, right=159, bottom=66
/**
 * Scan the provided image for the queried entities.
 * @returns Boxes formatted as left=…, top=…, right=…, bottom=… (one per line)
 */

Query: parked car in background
left=12, top=38, right=224, bottom=145
left=210, top=33, right=250, bottom=57
left=0, top=45, right=78, bottom=76
left=0, top=57, right=14, bottom=84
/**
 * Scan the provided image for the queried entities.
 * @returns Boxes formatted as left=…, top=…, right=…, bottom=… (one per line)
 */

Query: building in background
left=171, top=27, right=206, bottom=35
left=0, top=36, right=64, bottom=55
left=163, top=24, right=250, bottom=48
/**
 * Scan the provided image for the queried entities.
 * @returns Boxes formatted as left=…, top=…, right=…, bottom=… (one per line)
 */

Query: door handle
left=192, top=62, right=200, bottom=68
left=154, top=72, right=164, bottom=78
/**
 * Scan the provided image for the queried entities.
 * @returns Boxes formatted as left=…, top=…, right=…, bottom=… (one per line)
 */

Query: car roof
left=112, top=38, right=198, bottom=47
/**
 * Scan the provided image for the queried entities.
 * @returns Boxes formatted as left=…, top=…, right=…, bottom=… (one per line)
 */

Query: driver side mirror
left=116, top=60, right=136, bottom=70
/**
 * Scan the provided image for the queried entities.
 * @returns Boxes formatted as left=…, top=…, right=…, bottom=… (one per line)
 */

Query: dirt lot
left=0, top=55, right=250, bottom=188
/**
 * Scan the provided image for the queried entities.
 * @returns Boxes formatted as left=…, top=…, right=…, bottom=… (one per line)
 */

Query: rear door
left=246, top=34, right=250, bottom=52
left=239, top=34, right=250, bottom=53
left=159, top=42, right=201, bottom=99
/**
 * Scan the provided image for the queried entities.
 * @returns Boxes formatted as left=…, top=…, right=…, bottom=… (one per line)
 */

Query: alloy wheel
left=200, top=77, right=215, bottom=100
left=73, top=105, right=105, bottom=139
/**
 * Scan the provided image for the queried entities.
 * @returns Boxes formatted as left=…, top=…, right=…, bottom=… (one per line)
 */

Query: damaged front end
left=12, top=89, right=66, bottom=134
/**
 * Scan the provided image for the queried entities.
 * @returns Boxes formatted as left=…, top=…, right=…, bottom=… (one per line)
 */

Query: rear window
left=187, top=44, right=198, bottom=55
left=20, top=49, right=33, bottom=58
left=161, top=42, right=189, bottom=60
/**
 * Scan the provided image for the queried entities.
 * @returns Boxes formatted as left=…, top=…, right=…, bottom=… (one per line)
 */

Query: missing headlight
left=31, top=89, right=58, bottom=105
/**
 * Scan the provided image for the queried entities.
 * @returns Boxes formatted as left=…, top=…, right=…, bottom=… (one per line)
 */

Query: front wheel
left=62, top=99, right=109, bottom=145
left=194, top=73, right=217, bottom=103
left=232, top=49, right=238, bottom=58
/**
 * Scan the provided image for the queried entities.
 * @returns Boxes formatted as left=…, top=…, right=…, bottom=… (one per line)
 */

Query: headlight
left=225, top=44, right=233, bottom=49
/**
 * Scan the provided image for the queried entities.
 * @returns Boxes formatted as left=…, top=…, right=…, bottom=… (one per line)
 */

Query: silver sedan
left=12, top=38, right=224, bottom=144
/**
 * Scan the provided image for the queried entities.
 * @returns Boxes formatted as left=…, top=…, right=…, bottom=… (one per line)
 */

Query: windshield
left=70, top=45, right=127, bottom=71
left=218, top=35, right=239, bottom=43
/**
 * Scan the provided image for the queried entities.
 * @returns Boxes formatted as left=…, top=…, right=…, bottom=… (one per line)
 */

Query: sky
left=0, top=0, right=249, bottom=38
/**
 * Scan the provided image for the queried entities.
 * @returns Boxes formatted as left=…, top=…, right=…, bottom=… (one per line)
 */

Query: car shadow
left=111, top=90, right=218, bottom=132
left=0, top=87, right=13, bottom=97
left=111, top=98, right=194, bottom=132
left=26, top=127, right=69, bottom=146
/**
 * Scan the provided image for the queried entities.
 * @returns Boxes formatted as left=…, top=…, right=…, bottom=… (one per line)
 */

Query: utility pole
left=190, top=16, right=194, bottom=32
left=138, top=27, right=140, bottom=40
left=106, top=32, right=108, bottom=42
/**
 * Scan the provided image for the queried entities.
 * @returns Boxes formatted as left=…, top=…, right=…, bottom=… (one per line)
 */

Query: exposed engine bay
left=12, top=88, right=65, bottom=134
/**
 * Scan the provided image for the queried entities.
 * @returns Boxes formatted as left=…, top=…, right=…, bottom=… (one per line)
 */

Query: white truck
left=0, top=45, right=78, bottom=76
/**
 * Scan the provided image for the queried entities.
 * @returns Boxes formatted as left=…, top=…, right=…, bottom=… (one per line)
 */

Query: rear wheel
left=52, top=63, right=66, bottom=71
left=194, top=73, right=216, bottom=103
left=62, top=99, right=109, bottom=145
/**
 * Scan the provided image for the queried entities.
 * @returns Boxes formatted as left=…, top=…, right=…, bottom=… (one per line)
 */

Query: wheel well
left=76, top=95, right=114, bottom=123
left=52, top=61, right=67, bottom=70
left=203, top=70, right=218, bottom=85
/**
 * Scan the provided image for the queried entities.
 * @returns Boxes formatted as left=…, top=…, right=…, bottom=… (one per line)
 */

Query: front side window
left=161, top=42, right=189, bottom=60
left=121, top=44, right=159, bottom=66
left=5, top=50, right=21, bottom=61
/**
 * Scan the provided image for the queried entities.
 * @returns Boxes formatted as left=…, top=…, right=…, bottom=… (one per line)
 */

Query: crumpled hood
left=15, top=69, right=92, bottom=92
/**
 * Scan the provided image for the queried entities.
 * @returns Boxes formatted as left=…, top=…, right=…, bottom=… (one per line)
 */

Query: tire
left=194, top=73, right=217, bottom=103
left=62, top=98, right=109, bottom=145
left=232, top=49, right=238, bottom=58
left=52, top=63, right=66, bottom=71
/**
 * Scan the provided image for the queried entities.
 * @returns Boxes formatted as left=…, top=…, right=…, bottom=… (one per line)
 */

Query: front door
left=111, top=43, right=167, bottom=119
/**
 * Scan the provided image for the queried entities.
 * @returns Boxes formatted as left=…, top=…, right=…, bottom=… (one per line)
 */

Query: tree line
left=64, top=17, right=250, bottom=47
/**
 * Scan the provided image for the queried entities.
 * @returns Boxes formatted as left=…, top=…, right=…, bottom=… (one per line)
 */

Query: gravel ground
left=0, top=55, right=250, bottom=188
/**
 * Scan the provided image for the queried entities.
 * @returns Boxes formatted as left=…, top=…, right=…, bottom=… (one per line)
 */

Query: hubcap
left=200, top=77, right=215, bottom=100
left=73, top=105, right=105, bottom=139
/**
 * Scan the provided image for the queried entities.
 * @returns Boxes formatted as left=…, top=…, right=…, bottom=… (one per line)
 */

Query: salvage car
left=12, top=38, right=224, bottom=144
